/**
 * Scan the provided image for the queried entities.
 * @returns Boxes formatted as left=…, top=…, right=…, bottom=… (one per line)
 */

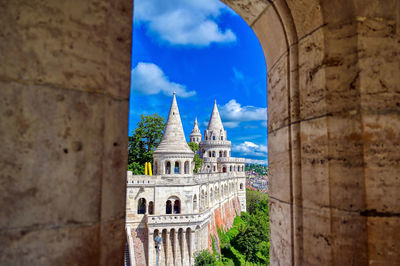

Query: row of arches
left=137, top=198, right=154, bottom=215
left=190, top=136, right=201, bottom=143
left=137, top=197, right=181, bottom=215
left=204, top=150, right=230, bottom=158
left=136, top=181, right=243, bottom=215
left=153, top=159, right=192, bottom=175
left=204, top=135, right=224, bottom=141
left=150, top=226, right=205, bottom=266
left=222, top=165, right=245, bottom=173
left=198, top=182, right=244, bottom=211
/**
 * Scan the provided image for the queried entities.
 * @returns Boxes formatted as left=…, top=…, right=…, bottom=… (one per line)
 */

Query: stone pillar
left=176, top=230, right=182, bottom=266
left=160, top=230, right=167, bottom=266
left=179, top=160, right=184, bottom=175
left=160, top=160, right=165, bottom=175
left=169, top=230, right=176, bottom=266
left=182, top=229, right=189, bottom=266
left=190, top=229, right=196, bottom=265
left=148, top=231, right=154, bottom=266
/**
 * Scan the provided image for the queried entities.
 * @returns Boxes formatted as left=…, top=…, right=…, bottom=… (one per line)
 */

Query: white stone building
left=125, top=93, right=246, bottom=266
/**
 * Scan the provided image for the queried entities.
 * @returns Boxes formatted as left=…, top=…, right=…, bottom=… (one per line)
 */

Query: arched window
left=166, top=200, right=172, bottom=214
left=208, top=151, right=211, bottom=157
left=213, top=136, right=215, bottom=140
left=174, top=161, right=180, bottom=174
left=173, top=200, right=180, bottom=214
left=230, top=166, right=232, bottom=172
left=237, top=166, right=240, bottom=171
left=184, top=161, right=189, bottom=174
left=221, top=136, right=223, bottom=140
left=148, top=201, right=154, bottom=214
left=193, top=195, right=197, bottom=211
left=222, top=167, right=226, bottom=173
left=213, top=166, right=216, bottom=172
left=212, top=151, right=216, bottom=157
left=219, top=151, right=222, bottom=157
left=240, top=183, right=244, bottom=190
left=165, top=161, right=171, bottom=174
left=137, top=198, right=146, bottom=214
left=224, top=151, right=227, bottom=157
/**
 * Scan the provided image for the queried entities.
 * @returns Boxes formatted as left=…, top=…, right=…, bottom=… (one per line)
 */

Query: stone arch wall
left=0, top=0, right=399, bottom=265
left=224, top=0, right=400, bottom=265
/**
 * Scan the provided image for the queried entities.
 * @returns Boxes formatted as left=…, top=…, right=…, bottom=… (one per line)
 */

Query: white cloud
left=223, top=121, right=239, bottom=128
left=219, top=99, right=267, bottom=126
left=134, top=0, right=237, bottom=46
left=232, top=141, right=268, bottom=158
left=131, top=62, right=196, bottom=98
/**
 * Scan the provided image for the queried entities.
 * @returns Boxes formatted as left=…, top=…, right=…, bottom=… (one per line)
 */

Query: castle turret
left=189, top=117, right=202, bottom=144
left=204, top=100, right=227, bottom=141
left=199, top=100, right=232, bottom=173
left=153, top=93, right=194, bottom=176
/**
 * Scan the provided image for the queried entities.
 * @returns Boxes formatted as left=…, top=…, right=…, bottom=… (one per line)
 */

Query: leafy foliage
left=195, top=190, right=270, bottom=265
left=246, top=189, right=268, bottom=214
left=128, top=114, right=165, bottom=174
left=188, top=142, right=199, bottom=152
left=188, top=142, right=203, bottom=173
left=194, top=250, right=216, bottom=266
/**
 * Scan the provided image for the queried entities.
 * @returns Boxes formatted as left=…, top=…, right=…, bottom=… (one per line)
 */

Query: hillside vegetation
left=195, top=189, right=269, bottom=265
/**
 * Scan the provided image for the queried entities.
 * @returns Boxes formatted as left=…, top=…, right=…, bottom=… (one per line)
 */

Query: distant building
left=125, top=93, right=246, bottom=266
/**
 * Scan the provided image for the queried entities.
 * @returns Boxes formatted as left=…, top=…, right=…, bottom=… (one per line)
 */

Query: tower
left=189, top=117, right=202, bottom=144
left=199, top=100, right=232, bottom=173
left=153, top=92, right=194, bottom=176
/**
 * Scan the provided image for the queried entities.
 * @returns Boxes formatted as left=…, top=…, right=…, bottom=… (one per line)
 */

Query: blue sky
left=130, top=0, right=268, bottom=165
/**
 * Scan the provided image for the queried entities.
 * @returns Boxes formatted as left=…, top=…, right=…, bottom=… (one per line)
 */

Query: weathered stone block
left=269, top=197, right=293, bottom=265
left=268, top=126, right=291, bottom=203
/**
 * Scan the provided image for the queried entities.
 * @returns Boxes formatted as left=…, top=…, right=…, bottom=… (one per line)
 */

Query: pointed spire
left=191, top=117, right=200, bottom=133
left=207, top=100, right=224, bottom=131
left=154, top=93, right=193, bottom=154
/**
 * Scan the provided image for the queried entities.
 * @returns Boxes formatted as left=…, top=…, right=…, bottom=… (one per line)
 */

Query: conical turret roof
left=154, top=93, right=193, bottom=154
left=207, top=100, right=224, bottom=131
left=191, top=117, right=201, bottom=135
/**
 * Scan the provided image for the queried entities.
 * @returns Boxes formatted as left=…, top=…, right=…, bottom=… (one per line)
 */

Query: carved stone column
left=148, top=231, right=154, bottom=266
left=190, top=229, right=196, bottom=265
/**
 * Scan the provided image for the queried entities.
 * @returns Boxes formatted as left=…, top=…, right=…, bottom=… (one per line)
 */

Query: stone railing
left=194, top=172, right=244, bottom=183
left=126, top=171, right=245, bottom=187
left=217, top=157, right=245, bottom=163
left=146, top=211, right=211, bottom=226
left=203, top=157, right=218, bottom=163
left=200, top=140, right=231, bottom=146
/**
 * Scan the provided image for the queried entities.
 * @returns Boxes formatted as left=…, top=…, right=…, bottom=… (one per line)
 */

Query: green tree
left=194, top=250, right=216, bottom=266
left=188, top=142, right=203, bottom=173
left=128, top=114, right=165, bottom=174
left=188, top=142, right=199, bottom=152
left=246, top=189, right=268, bottom=214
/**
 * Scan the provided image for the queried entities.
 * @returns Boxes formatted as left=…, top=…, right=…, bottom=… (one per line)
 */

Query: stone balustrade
left=146, top=211, right=211, bottom=226
left=200, top=140, right=231, bottom=146
left=217, top=157, right=245, bottom=163
left=203, top=157, right=218, bottom=162
left=126, top=171, right=245, bottom=187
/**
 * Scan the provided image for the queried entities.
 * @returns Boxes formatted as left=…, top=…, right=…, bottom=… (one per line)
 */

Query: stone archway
left=0, top=0, right=399, bottom=265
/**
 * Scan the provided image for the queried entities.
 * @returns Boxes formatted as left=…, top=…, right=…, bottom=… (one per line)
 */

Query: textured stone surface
left=1, top=0, right=399, bottom=265
left=0, top=0, right=131, bottom=265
